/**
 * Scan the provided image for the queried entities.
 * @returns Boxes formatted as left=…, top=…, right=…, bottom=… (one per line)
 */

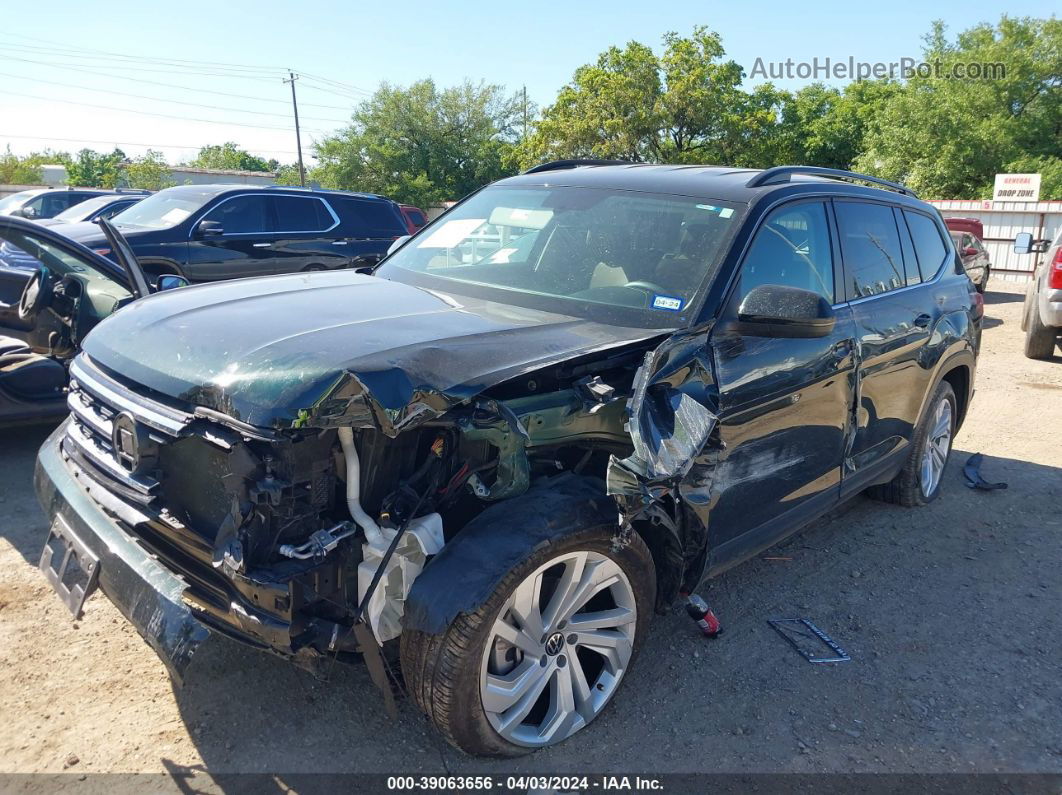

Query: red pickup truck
left=945, top=217, right=991, bottom=293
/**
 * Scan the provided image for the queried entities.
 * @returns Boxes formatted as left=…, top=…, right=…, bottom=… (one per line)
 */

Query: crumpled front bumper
left=34, top=422, right=210, bottom=682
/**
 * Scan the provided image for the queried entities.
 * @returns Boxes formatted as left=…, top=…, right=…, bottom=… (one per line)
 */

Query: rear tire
left=867, top=380, right=956, bottom=507
left=401, top=525, right=655, bottom=757
left=1024, top=303, right=1057, bottom=360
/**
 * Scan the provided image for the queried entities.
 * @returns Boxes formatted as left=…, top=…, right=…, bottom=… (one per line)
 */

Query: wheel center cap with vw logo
left=544, top=632, right=565, bottom=656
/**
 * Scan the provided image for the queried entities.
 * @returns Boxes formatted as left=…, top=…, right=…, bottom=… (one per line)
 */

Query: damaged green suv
left=35, top=162, right=980, bottom=755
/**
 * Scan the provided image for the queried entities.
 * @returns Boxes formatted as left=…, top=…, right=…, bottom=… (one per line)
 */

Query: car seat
left=0, top=336, right=67, bottom=401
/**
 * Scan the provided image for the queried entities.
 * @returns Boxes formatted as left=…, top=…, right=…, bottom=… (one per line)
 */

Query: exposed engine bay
left=61, top=338, right=667, bottom=667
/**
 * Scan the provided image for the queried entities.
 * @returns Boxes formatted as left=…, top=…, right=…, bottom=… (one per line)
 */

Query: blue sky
left=1, top=0, right=1056, bottom=167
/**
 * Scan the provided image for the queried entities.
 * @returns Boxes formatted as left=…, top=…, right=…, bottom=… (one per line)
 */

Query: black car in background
left=0, top=187, right=114, bottom=220
left=59, top=184, right=409, bottom=284
left=36, top=190, right=150, bottom=227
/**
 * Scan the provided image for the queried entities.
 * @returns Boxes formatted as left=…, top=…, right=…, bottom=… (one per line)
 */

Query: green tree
left=65, top=148, right=127, bottom=187
left=272, top=163, right=305, bottom=186
left=855, top=16, right=1062, bottom=198
left=520, top=27, right=799, bottom=169
left=0, top=147, right=71, bottom=185
left=189, top=142, right=272, bottom=172
left=123, top=151, right=174, bottom=190
left=312, top=79, right=522, bottom=207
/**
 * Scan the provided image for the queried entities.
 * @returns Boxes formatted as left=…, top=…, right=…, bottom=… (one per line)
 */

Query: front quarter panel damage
left=606, top=327, right=722, bottom=604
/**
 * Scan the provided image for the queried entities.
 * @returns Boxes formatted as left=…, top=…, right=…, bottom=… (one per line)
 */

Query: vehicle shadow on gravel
left=0, top=422, right=62, bottom=566
left=982, top=290, right=1025, bottom=306
left=164, top=447, right=1062, bottom=775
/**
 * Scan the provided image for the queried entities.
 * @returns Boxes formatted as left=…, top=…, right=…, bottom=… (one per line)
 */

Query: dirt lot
left=0, top=281, right=1059, bottom=778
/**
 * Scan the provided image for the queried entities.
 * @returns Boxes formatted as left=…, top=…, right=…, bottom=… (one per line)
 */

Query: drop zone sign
left=993, top=173, right=1041, bottom=203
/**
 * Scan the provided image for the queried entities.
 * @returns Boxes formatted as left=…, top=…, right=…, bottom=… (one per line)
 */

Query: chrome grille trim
left=70, top=355, right=191, bottom=437
left=63, top=419, right=158, bottom=496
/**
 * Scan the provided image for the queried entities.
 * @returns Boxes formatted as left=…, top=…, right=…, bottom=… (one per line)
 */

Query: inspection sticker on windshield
left=652, top=295, right=683, bottom=311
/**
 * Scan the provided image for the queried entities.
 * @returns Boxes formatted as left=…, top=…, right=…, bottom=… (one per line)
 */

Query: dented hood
left=82, top=271, right=664, bottom=431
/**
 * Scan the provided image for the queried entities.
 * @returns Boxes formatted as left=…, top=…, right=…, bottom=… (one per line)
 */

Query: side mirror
left=387, top=235, right=411, bottom=256
left=734, top=284, right=836, bottom=339
left=11, top=207, right=31, bottom=219
left=157, top=274, right=189, bottom=291
left=194, top=220, right=224, bottom=238
left=1014, top=232, right=1032, bottom=254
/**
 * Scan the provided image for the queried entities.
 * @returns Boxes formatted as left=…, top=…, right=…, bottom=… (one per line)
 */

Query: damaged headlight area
left=58, top=346, right=648, bottom=671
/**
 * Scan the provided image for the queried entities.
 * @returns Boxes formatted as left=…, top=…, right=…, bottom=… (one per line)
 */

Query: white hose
left=337, top=427, right=386, bottom=546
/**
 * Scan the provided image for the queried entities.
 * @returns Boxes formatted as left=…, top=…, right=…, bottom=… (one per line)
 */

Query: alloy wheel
left=479, top=550, right=637, bottom=748
left=920, top=397, right=953, bottom=496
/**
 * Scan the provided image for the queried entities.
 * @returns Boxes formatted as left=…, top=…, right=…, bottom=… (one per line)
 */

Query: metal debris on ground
left=963, top=452, right=1008, bottom=491
left=767, top=618, right=851, bottom=663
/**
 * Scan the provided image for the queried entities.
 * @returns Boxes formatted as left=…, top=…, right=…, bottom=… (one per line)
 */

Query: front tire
left=401, top=525, right=655, bottom=756
left=868, top=380, right=956, bottom=507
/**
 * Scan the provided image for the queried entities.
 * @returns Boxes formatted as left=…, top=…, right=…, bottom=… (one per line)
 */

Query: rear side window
left=273, top=196, right=335, bottom=233
left=737, top=201, right=834, bottom=303
left=337, top=199, right=406, bottom=237
left=407, top=209, right=426, bottom=227
left=835, top=201, right=905, bottom=299
left=904, top=211, right=948, bottom=278
left=894, top=208, right=922, bottom=286
left=204, top=195, right=274, bottom=234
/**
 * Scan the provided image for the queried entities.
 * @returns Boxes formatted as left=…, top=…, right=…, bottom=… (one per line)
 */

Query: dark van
left=60, top=184, right=408, bottom=283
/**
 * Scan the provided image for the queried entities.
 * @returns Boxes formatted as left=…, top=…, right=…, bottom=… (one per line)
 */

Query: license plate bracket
left=39, top=517, right=100, bottom=619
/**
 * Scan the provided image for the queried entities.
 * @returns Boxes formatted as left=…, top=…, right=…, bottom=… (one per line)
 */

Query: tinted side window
left=338, top=199, right=406, bottom=237
left=835, top=201, right=905, bottom=298
left=273, top=196, right=334, bottom=233
left=407, top=209, right=426, bottom=226
left=205, top=195, right=274, bottom=234
left=894, top=207, right=922, bottom=285
left=904, top=211, right=948, bottom=279
left=737, top=201, right=834, bottom=303
left=40, top=193, right=77, bottom=216
left=98, top=201, right=134, bottom=220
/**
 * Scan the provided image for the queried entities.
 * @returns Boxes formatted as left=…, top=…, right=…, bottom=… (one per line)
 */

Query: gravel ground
left=0, top=281, right=1059, bottom=777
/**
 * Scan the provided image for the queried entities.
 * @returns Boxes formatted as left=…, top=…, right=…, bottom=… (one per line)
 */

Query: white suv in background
left=1016, top=228, right=1062, bottom=360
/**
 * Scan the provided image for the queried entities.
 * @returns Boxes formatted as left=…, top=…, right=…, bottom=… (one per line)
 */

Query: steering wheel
left=623, top=280, right=673, bottom=307
left=18, top=265, right=55, bottom=323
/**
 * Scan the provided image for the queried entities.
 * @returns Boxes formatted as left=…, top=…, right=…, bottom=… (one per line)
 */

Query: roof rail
left=523, top=159, right=632, bottom=175
left=747, top=166, right=917, bottom=197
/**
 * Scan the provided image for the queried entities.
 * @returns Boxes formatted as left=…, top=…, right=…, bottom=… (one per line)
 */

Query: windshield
left=53, top=195, right=114, bottom=221
left=0, top=190, right=38, bottom=212
left=111, top=186, right=219, bottom=230
left=378, top=186, right=741, bottom=328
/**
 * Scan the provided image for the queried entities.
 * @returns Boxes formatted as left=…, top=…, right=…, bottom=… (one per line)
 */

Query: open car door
left=98, top=218, right=150, bottom=299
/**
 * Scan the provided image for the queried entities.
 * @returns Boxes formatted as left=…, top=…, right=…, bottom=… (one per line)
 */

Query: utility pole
left=283, top=70, right=306, bottom=186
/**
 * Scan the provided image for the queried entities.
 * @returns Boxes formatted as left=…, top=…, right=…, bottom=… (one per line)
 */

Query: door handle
left=914, top=313, right=931, bottom=328
left=331, top=240, right=348, bottom=246
left=831, top=339, right=852, bottom=359
left=252, top=242, right=271, bottom=248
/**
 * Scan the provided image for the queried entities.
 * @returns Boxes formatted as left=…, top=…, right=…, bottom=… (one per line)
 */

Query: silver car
left=1016, top=229, right=1062, bottom=359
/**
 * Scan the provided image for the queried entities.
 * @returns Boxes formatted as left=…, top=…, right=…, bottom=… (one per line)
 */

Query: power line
left=0, top=53, right=357, bottom=111
left=0, top=34, right=288, bottom=75
left=0, top=88, right=335, bottom=135
left=0, top=132, right=304, bottom=157
left=0, top=69, right=351, bottom=124
left=298, top=71, right=374, bottom=96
